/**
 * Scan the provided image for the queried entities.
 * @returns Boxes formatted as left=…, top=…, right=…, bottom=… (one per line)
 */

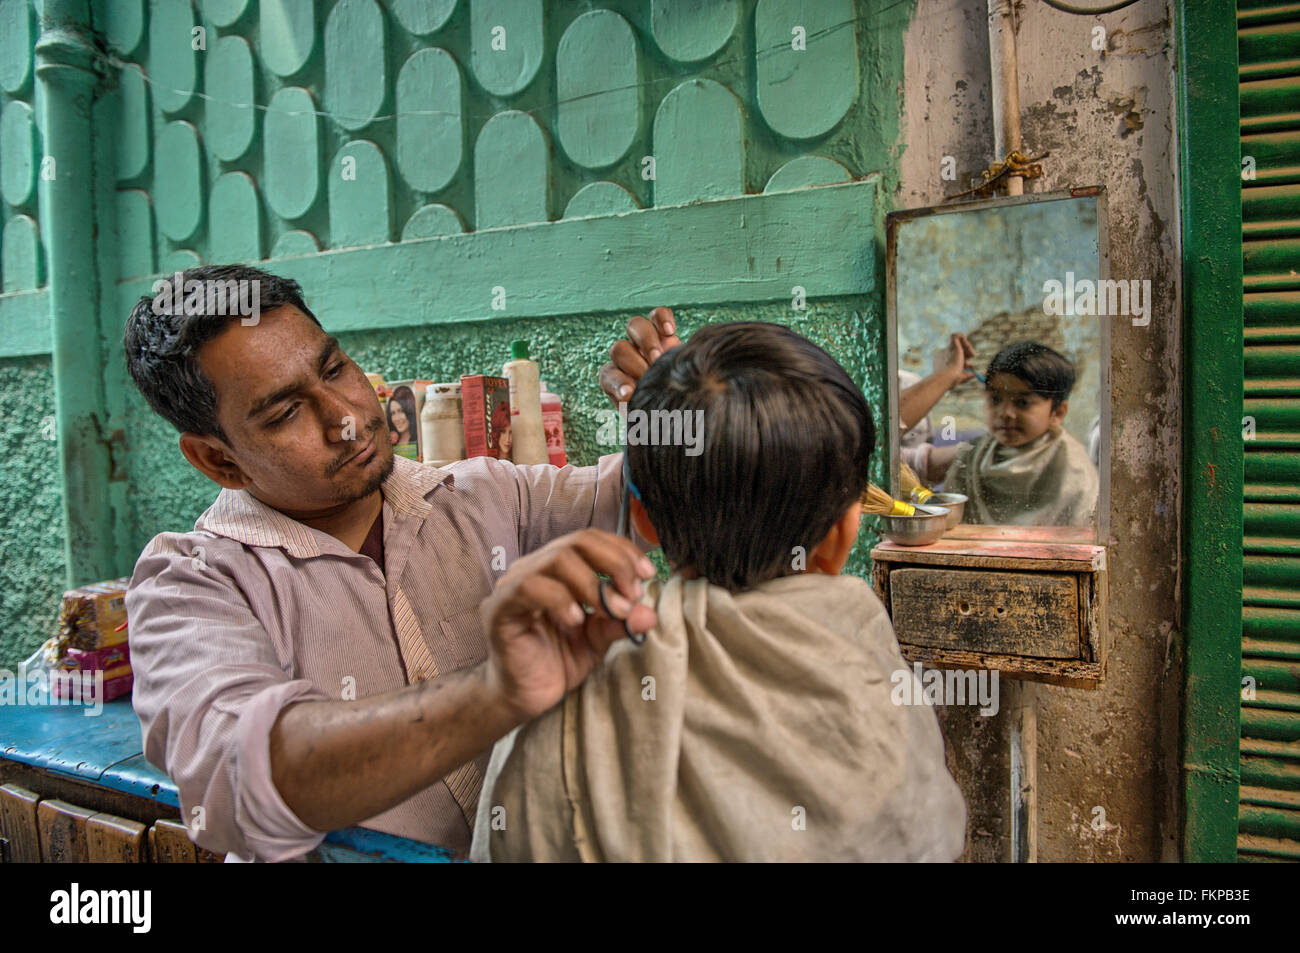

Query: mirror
left=886, top=189, right=1110, bottom=542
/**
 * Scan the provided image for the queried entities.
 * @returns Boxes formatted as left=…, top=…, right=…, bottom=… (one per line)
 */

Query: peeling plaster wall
left=898, top=0, right=1181, bottom=861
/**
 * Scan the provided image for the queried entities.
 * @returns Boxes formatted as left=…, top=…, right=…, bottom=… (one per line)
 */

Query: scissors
left=599, top=451, right=647, bottom=645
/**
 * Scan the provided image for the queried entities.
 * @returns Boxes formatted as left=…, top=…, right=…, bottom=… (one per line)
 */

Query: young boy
left=943, top=341, right=1099, bottom=527
left=471, top=323, right=966, bottom=863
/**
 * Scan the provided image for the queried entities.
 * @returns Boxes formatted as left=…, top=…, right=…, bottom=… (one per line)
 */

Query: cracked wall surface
left=899, top=0, right=1181, bottom=861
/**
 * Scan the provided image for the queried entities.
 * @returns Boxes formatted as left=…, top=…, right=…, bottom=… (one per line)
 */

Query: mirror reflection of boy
left=943, top=341, right=1098, bottom=527
left=472, top=323, right=966, bottom=862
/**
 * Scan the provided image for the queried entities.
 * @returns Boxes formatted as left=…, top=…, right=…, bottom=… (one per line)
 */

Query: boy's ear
left=630, top=496, right=660, bottom=546
left=1051, top=398, right=1069, bottom=426
left=810, top=501, right=862, bottom=575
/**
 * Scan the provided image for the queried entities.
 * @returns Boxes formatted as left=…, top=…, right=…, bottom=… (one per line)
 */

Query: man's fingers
left=648, top=307, right=679, bottom=344
left=599, top=361, right=636, bottom=404
left=540, top=545, right=629, bottom=622
left=626, top=314, right=681, bottom=365
left=581, top=615, right=630, bottom=659
left=582, top=603, right=656, bottom=655
left=624, top=315, right=664, bottom=364
left=602, top=336, right=646, bottom=405
left=531, top=529, right=654, bottom=622
left=565, top=530, right=655, bottom=604
left=609, top=338, right=649, bottom=383
left=599, top=308, right=682, bottom=406
left=497, top=529, right=655, bottom=641
left=624, top=603, right=656, bottom=634
left=542, top=536, right=649, bottom=623
left=511, top=573, right=586, bottom=632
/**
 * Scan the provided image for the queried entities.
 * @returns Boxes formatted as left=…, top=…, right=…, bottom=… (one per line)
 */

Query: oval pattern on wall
left=557, top=10, right=639, bottom=171
left=263, top=87, right=320, bottom=220
left=755, top=0, right=857, bottom=141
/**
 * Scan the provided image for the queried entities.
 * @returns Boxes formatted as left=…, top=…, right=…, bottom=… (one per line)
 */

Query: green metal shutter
left=1238, top=0, right=1300, bottom=861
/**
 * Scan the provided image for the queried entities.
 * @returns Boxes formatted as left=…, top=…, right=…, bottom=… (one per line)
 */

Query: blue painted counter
left=0, top=698, right=460, bottom=862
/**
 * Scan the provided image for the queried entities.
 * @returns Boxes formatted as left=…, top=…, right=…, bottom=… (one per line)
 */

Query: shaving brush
left=861, top=482, right=917, bottom=517
left=898, top=463, right=934, bottom=503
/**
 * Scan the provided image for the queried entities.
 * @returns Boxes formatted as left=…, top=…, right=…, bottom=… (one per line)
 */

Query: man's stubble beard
left=343, top=448, right=395, bottom=504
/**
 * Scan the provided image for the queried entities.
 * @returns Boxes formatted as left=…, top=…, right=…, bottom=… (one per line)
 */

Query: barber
left=122, top=265, right=679, bottom=861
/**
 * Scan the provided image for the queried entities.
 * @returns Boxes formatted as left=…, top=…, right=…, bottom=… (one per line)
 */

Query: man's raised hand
left=599, top=307, right=682, bottom=405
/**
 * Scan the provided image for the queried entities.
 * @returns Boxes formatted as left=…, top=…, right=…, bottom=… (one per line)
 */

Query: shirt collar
left=195, top=455, right=456, bottom=557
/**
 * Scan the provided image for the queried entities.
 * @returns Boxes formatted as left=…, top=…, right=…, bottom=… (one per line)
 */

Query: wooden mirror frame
left=884, top=186, right=1111, bottom=546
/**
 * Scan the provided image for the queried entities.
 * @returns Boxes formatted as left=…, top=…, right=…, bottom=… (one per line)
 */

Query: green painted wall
left=0, top=0, right=60, bottom=669
left=0, top=0, right=913, bottom=666
left=0, top=356, right=65, bottom=668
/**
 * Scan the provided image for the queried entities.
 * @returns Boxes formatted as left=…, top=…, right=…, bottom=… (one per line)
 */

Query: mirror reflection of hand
left=934, top=332, right=976, bottom=386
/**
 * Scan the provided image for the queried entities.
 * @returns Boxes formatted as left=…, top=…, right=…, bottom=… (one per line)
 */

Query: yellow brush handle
left=910, top=486, right=934, bottom=503
left=889, top=499, right=917, bottom=516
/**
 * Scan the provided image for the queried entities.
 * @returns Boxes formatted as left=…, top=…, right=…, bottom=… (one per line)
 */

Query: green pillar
left=35, top=0, right=117, bottom=586
left=1176, top=0, right=1244, bottom=862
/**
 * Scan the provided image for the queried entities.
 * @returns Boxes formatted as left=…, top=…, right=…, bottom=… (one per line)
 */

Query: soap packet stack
left=43, top=578, right=134, bottom=702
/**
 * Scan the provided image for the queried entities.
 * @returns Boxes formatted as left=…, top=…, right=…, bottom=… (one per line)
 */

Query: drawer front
left=890, top=567, right=1081, bottom=659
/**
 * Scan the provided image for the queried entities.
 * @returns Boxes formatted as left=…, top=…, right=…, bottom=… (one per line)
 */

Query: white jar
left=421, top=382, right=465, bottom=467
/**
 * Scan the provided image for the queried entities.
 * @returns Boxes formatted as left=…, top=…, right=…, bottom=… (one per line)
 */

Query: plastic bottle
left=420, top=382, right=466, bottom=468
left=540, top=381, right=567, bottom=468
left=502, top=341, right=548, bottom=465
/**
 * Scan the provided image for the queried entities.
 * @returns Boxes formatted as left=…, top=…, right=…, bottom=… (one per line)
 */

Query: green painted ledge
left=0, top=289, right=52, bottom=358
left=115, top=180, right=878, bottom=330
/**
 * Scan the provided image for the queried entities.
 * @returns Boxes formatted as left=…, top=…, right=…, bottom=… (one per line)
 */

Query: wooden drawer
left=890, top=567, right=1081, bottom=658
left=872, top=538, right=1108, bottom=687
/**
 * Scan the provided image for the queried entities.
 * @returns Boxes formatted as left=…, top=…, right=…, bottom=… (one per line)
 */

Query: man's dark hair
left=123, top=265, right=320, bottom=439
left=627, top=322, right=874, bottom=592
left=986, top=341, right=1076, bottom=408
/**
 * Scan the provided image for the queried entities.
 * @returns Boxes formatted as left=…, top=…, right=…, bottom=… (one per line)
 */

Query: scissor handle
left=597, top=578, right=645, bottom=645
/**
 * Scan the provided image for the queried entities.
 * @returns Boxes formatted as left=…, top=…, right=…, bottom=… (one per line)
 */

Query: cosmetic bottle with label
left=540, top=381, right=567, bottom=468
left=502, top=341, right=549, bottom=465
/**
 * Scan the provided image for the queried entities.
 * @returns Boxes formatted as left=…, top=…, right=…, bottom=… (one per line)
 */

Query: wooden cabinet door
left=148, top=818, right=197, bottom=863
left=86, top=812, right=147, bottom=863
left=37, top=799, right=97, bottom=863
left=0, top=784, right=41, bottom=863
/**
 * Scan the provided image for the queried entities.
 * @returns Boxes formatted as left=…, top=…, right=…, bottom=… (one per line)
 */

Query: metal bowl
left=878, top=504, right=950, bottom=546
left=927, top=492, right=967, bottom=530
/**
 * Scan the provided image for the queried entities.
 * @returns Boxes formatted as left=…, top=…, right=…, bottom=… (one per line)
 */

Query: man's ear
left=629, top=496, right=659, bottom=546
left=1051, top=398, right=1069, bottom=427
left=179, top=433, right=253, bottom=490
left=809, top=501, right=862, bottom=575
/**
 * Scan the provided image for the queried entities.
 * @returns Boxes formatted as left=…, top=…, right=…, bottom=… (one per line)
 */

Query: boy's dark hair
left=123, top=265, right=320, bottom=440
left=986, top=341, right=1075, bottom=408
left=627, top=322, right=874, bottom=592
